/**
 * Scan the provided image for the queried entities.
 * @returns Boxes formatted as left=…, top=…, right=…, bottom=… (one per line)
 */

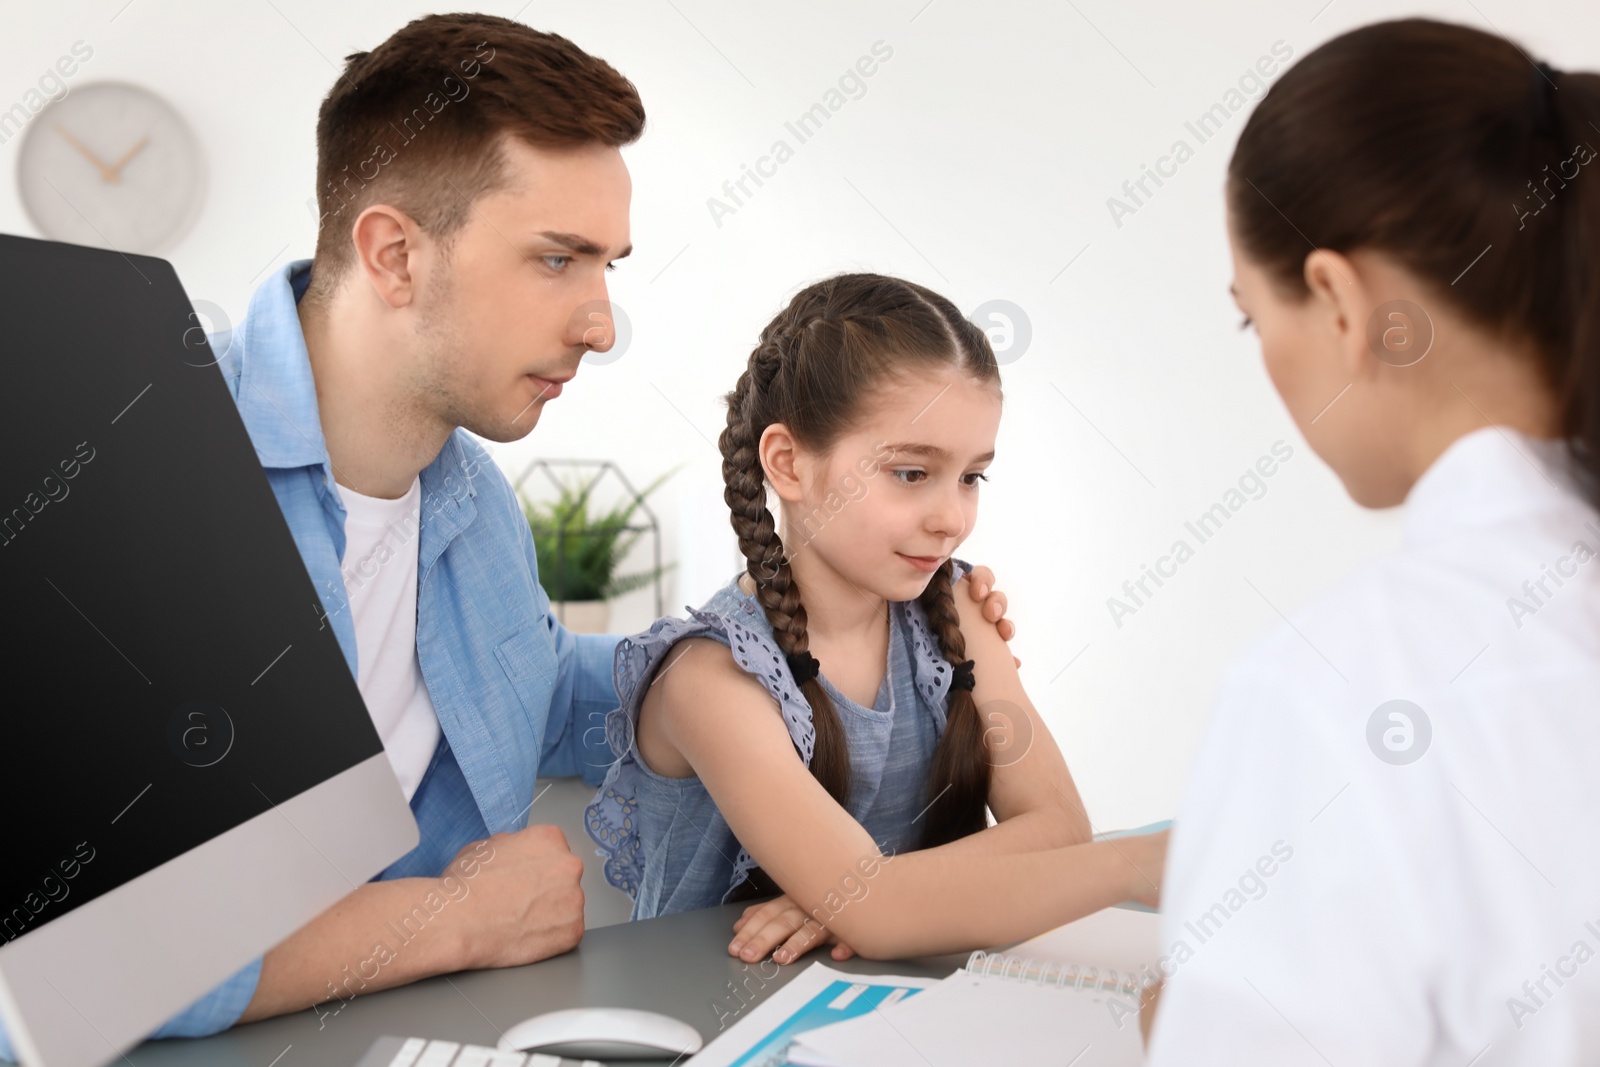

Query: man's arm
left=240, top=826, right=584, bottom=1024
left=499, top=469, right=621, bottom=787
left=0, top=840, right=580, bottom=1055
left=535, top=625, right=622, bottom=786
left=238, top=877, right=465, bottom=1024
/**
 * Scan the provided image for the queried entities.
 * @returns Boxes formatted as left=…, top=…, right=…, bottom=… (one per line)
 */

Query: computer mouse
left=497, top=1006, right=704, bottom=1060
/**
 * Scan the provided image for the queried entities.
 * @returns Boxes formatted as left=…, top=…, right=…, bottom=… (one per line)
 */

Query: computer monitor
left=0, top=233, right=419, bottom=1067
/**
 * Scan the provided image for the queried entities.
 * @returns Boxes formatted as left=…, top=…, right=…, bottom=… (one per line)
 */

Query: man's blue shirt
left=0, top=260, right=618, bottom=1060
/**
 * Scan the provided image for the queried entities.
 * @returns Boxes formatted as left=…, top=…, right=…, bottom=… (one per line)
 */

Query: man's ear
left=351, top=204, right=422, bottom=310
left=759, top=423, right=806, bottom=503
left=1302, top=248, right=1374, bottom=382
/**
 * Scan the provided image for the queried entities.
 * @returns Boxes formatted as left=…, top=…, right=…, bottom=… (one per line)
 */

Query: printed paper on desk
left=785, top=906, right=1160, bottom=1067
left=788, top=969, right=1146, bottom=1067
left=690, top=962, right=941, bottom=1067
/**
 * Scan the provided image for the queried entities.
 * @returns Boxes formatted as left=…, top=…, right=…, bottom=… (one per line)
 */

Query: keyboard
left=354, top=1035, right=605, bottom=1067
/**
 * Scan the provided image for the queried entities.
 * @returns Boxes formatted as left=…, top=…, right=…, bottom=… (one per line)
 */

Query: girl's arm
left=647, top=637, right=1163, bottom=961
left=926, top=573, right=1093, bottom=853
left=731, top=578, right=1116, bottom=961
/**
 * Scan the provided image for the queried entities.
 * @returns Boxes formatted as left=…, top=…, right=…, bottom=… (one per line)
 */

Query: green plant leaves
left=520, top=466, right=679, bottom=602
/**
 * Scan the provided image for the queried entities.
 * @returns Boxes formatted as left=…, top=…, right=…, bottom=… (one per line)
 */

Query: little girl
left=586, top=273, right=1164, bottom=965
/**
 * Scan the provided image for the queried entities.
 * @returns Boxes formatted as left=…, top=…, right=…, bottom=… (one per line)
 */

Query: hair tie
left=949, top=658, right=977, bottom=692
left=786, top=650, right=821, bottom=687
left=1531, top=60, right=1563, bottom=140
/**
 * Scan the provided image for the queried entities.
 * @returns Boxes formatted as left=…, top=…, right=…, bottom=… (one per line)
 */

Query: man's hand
left=730, top=894, right=856, bottom=965
left=450, top=824, right=585, bottom=969
left=965, top=564, right=1018, bottom=665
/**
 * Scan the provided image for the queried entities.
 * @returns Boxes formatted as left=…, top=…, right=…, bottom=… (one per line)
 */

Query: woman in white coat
left=1146, top=17, right=1600, bottom=1066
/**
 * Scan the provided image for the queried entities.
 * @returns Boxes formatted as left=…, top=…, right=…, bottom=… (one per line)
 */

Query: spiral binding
left=963, top=949, right=1153, bottom=1001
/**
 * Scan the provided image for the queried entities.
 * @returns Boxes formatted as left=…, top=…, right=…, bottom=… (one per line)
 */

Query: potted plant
left=520, top=466, right=677, bottom=634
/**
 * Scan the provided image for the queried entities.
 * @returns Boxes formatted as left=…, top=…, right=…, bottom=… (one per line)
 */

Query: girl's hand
left=965, top=564, right=1019, bottom=666
left=729, top=895, right=857, bottom=965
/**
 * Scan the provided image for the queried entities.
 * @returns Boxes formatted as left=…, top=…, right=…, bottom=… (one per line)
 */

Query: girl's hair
left=717, top=273, right=1001, bottom=857
left=1229, top=17, right=1600, bottom=508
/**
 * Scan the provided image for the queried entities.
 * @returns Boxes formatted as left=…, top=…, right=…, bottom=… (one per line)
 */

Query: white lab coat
left=1148, top=426, right=1600, bottom=1066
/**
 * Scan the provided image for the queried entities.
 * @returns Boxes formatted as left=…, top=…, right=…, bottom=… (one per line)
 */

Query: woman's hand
left=729, top=895, right=857, bottom=965
left=1112, top=829, right=1168, bottom=911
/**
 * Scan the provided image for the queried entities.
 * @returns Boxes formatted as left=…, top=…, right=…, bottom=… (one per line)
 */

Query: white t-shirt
left=1148, top=427, right=1600, bottom=1066
left=335, top=475, right=441, bottom=801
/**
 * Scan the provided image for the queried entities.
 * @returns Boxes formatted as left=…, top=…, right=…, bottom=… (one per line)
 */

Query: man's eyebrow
left=537, top=230, right=633, bottom=259
left=883, top=442, right=996, bottom=464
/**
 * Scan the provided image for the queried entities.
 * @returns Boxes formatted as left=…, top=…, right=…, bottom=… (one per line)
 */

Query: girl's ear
left=759, top=422, right=806, bottom=503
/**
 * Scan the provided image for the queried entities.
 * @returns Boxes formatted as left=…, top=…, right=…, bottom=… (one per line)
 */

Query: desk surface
left=119, top=903, right=968, bottom=1067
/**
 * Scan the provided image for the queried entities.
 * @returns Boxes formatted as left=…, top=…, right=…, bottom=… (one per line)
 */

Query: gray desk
left=115, top=904, right=969, bottom=1066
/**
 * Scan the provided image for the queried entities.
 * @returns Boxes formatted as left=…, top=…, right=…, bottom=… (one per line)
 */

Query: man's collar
left=232, top=259, right=484, bottom=524
left=234, top=258, right=332, bottom=472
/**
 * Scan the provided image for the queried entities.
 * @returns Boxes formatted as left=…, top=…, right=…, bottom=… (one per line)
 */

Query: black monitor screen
left=0, top=234, right=385, bottom=944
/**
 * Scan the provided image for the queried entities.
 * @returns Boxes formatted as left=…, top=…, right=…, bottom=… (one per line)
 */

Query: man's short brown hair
left=303, top=13, right=645, bottom=308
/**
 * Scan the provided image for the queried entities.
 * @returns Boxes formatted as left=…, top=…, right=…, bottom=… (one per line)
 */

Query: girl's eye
left=1239, top=314, right=1254, bottom=331
left=892, top=469, right=988, bottom=487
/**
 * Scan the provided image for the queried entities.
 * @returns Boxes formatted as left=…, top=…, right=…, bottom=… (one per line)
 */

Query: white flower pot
left=555, top=598, right=611, bottom=634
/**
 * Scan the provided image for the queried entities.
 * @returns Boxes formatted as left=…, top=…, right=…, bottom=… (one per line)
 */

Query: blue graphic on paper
left=728, top=979, right=927, bottom=1067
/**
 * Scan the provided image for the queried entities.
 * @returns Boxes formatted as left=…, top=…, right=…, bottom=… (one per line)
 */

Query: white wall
left=6, top=0, right=1594, bottom=830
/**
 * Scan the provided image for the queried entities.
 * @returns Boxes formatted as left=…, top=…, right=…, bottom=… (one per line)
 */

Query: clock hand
left=54, top=125, right=117, bottom=182
left=107, top=135, right=150, bottom=181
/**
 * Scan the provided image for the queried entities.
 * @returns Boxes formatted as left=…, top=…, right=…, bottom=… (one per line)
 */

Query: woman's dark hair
left=718, top=273, right=1000, bottom=865
left=1229, top=17, right=1599, bottom=507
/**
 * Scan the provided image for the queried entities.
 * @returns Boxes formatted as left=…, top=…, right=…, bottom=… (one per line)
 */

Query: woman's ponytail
left=1548, top=71, right=1600, bottom=504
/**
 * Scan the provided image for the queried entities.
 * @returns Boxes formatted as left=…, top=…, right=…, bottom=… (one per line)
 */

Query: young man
left=0, top=13, right=1017, bottom=1054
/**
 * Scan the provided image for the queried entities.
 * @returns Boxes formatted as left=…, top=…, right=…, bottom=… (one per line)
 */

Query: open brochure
left=787, top=905, right=1160, bottom=1067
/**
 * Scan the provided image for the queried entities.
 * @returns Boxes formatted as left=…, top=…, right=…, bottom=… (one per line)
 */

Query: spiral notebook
left=787, top=905, right=1159, bottom=1067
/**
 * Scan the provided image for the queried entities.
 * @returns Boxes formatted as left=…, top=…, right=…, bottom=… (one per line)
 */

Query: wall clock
left=16, top=81, right=206, bottom=255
